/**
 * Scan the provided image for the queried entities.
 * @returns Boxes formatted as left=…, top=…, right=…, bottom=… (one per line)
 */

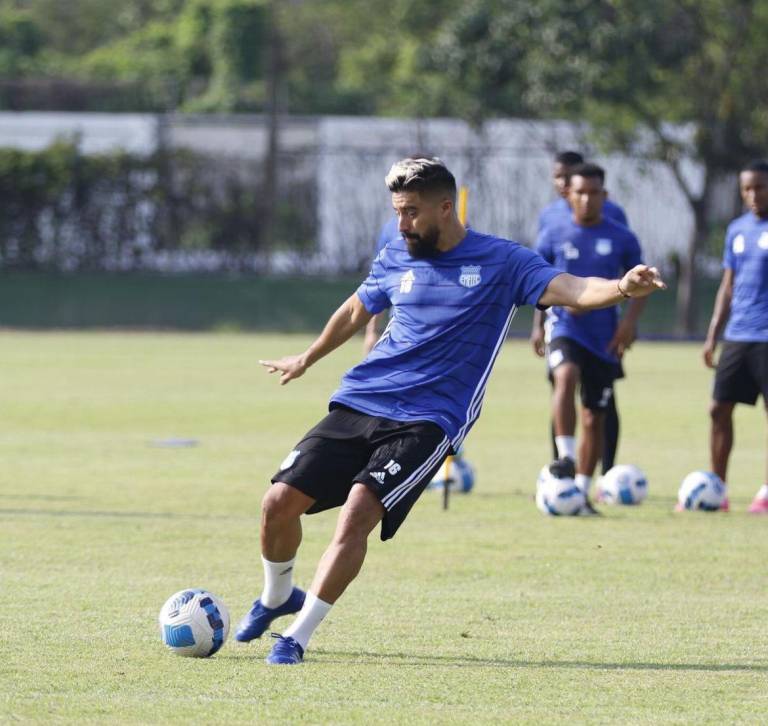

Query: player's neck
left=573, top=214, right=603, bottom=228
left=437, top=221, right=468, bottom=252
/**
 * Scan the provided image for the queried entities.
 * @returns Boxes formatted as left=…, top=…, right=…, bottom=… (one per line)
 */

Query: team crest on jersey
left=459, top=265, right=482, bottom=287
left=733, top=234, right=745, bottom=254
left=400, top=270, right=415, bottom=293
left=279, top=449, right=300, bottom=471
left=759, top=232, right=768, bottom=249
left=563, top=241, right=580, bottom=260
left=595, top=238, right=613, bottom=256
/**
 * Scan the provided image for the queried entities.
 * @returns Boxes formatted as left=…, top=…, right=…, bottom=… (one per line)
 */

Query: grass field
left=2, top=332, right=767, bottom=724
left=0, top=271, right=719, bottom=335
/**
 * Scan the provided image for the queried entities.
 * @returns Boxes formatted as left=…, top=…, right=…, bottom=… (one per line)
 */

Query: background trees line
left=1, top=0, right=767, bottom=332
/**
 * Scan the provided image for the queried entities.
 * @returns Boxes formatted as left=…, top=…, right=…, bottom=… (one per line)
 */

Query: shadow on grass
left=0, top=493, right=87, bottom=501
left=0, top=507, right=256, bottom=522
left=309, top=648, right=768, bottom=672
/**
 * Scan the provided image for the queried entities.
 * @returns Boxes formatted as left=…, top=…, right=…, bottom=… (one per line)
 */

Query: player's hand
left=259, top=354, right=308, bottom=385
left=607, top=319, right=636, bottom=358
left=530, top=328, right=545, bottom=357
left=619, top=265, right=666, bottom=298
left=702, top=339, right=718, bottom=369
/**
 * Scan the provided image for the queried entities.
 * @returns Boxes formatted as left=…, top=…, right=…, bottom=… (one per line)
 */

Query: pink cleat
left=747, top=496, right=768, bottom=514
left=719, top=497, right=730, bottom=512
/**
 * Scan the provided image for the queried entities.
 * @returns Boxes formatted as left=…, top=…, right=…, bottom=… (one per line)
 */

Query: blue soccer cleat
left=265, top=634, right=304, bottom=665
left=234, top=587, right=306, bottom=642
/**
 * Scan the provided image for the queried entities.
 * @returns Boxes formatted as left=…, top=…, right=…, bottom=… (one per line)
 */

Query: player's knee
left=709, top=401, right=732, bottom=426
left=553, top=364, right=579, bottom=392
left=582, top=407, right=604, bottom=432
left=335, top=487, right=384, bottom=544
left=261, top=482, right=306, bottom=524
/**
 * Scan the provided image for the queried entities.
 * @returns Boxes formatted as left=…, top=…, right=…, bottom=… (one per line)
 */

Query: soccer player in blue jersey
left=538, top=151, right=629, bottom=474
left=702, top=160, right=768, bottom=514
left=531, top=163, right=647, bottom=513
left=538, top=151, right=628, bottom=233
left=236, top=158, right=665, bottom=664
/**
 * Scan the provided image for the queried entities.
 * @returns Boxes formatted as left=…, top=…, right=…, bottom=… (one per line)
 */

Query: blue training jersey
left=538, top=197, right=628, bottom=233
left=723, top=212, right=768, bottom=342
left=331, top=230, right=561, bottom=450
left=536, top=217, right=643, bottom=363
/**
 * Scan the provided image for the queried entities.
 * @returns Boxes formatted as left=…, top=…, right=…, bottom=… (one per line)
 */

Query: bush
left=0, top=140, right=315, bottom=271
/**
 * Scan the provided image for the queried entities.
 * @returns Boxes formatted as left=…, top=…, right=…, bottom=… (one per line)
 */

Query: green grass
left=0, top=271, right=719, bottom=335
left=2, top=332, right=767, bottom=724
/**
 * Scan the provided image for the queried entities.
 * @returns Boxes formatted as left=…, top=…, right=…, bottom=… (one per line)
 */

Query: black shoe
left=578, top=497, right=603, bottom=517
left=549, top=456, right=576, bottom=480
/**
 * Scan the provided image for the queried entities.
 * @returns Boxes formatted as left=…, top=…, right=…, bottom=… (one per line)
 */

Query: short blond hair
left=385, top=157, right=456, bottom=200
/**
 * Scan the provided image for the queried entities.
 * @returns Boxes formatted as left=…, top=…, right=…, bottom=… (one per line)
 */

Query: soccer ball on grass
left=535, top=465, right=585, bottom=516
left=677, top=471, right=725, bottom=511
left=598, top=464, right=648, bottom=505
left=158, top=588, right=230, bottom=657
left=428, top=456, right=475, bottom=493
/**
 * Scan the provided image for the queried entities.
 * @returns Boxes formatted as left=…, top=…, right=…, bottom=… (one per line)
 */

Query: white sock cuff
left=261, top=555, right=295, bottom=568
left=283, top=591, right=333, bottom=651
left=575, top=474, right=592, bottom=493
left=555, top=435, right=576, bottom=460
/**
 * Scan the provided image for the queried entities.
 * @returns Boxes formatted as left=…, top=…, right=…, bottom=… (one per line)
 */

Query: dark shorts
left=713, top=341, right=768, bottom=405
left=547, top=337, right=624, bottom=411
left=271, top=404, right=450, bottom=541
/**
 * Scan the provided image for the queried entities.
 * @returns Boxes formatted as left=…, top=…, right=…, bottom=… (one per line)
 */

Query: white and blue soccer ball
left=535, top=465, right=585, bottom=516
left=159, top=589, right=230, bottom=657
left=598, top=464, right=648, bottom=505
left=677, top=471, right=726, bottom=511
left=428, top=456, right=475, bottom=493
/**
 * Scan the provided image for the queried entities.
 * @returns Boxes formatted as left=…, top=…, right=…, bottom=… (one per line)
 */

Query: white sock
left=555, top=436, right=576, bottom=460
left=575, top=474, right=592, bottom=494
left=260, top=555, right=295, bottom=608
left=757, top=484, right=768, bottom=499
left=282, top=591, right=332, bottom=651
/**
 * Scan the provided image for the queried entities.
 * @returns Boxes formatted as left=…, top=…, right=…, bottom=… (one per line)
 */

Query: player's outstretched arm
left=702, top=269, right=733, bottom=368
left=538, top=264, right=666, bottom=311
left=260, top=293, right=373, bottom=385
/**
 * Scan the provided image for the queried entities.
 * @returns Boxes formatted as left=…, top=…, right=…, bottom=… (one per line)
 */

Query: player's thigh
left=547, top=338, right=582, bottom=389
left=714, top=341, right=759, bottom=405
left=579, top=355, right=618, bottom=412
left=271, top=409, right=373, bottom=513
left=355, top=422, right=450, bottom=541
left=745, top=342, right=768, bottom=405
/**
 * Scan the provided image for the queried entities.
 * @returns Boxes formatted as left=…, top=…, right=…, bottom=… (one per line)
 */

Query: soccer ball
left=677, top=471, right=726, bottom=511
left=158, top=589, right=230, bottom=657
left=428, top=457, right=475, bottom=493
left=535, top=465, right=585, bottom=516
left=598, top=464, right=648, bottom=505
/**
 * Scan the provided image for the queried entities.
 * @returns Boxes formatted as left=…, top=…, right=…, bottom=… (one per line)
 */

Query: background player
left=702, top=159, right=768, bottom=513
left=537, top=151, right=629, bottom=473
left=531, top=163, right=647, bottom=513
left=235, top=157, right=665, bottom=664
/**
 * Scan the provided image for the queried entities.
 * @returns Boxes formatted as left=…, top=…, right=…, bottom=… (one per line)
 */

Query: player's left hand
left=619, top=265, right=666, bottom=298
left=608, top=319, right=637, bottom=357
left=259, top=354, right=308, bottom=385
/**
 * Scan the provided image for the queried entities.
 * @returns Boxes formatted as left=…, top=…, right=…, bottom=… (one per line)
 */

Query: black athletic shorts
left=271, top=404, right=450, bottom=541
left=546, top=337, right=624, bottom=411
left=713, top=341, right=768, bottom=405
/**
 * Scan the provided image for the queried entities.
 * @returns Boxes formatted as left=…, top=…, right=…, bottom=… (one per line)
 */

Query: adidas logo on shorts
left=370, top=471, right=386, bottom=484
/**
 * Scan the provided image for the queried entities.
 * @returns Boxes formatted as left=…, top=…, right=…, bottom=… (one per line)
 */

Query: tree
left=424, top=0, right=768, bottom=333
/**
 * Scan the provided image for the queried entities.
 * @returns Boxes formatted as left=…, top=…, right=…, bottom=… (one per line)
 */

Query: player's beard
left=403, top=226, right=440, bottom=258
